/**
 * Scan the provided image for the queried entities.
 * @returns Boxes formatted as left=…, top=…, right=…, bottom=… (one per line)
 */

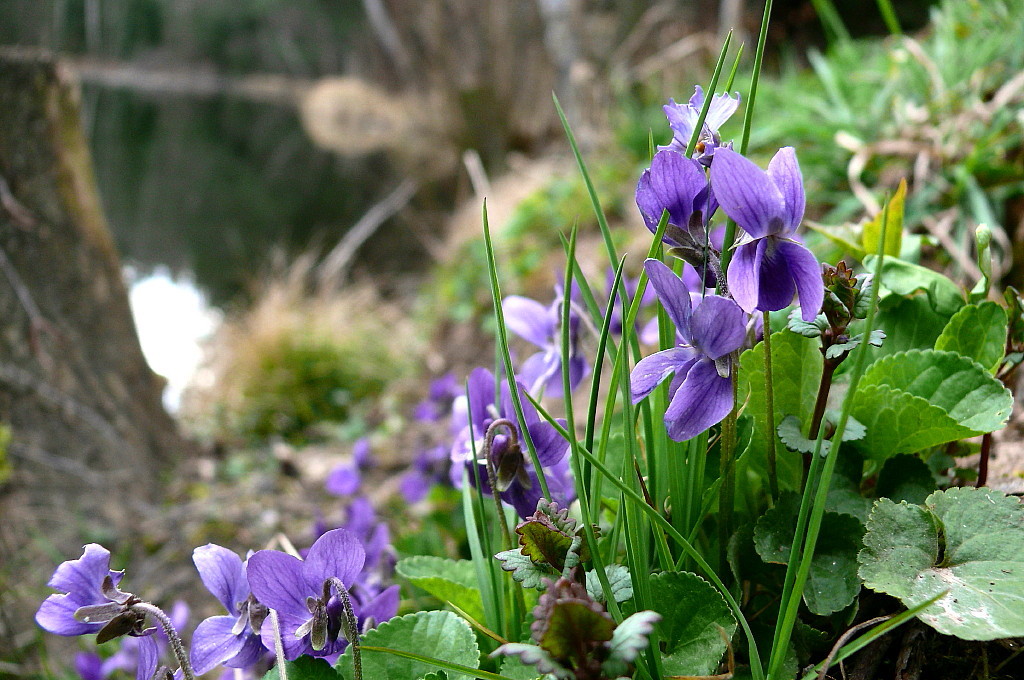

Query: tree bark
left=0, top=47, right=191, bottom=658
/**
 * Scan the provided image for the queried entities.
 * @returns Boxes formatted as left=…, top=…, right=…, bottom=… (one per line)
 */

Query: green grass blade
left=809, top=0, right=852, bottom=46
left=686, top=30, right=734, bottom=157
left=481, top=200, right=551, bottom=500
left=553, top=93, right=618, bottom=267
left=876, top=0, right=902, bottom=35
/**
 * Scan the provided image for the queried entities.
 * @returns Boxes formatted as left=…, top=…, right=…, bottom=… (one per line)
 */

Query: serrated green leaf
left=602, top=610, right=661, bottom=678
left=777, top=415, right=816, bottom=454
left=336, top=611, right=479, bottom=680
left=517, top=521, right=576, bottom=573
left=863, top=179, right=905, bottom=258
left=934, top=301, right=1008, bottom=373
left=872, top=294, right=952, bottom=359
left=498, top=656, right=544, bottom=680
left=754, top=494, right=864, bottom=615
left=859, top=488, right=1024, bottom=640
left=396, top=557, right=485, bottom=623
left=495, top=549, right=554, bottom=589
left=787, top=311, right=826, bottom=338
left=875, top=455, right=936, bottom=505
left=585, top=564, right=632, bottom=604
left=860, top=350, right=1012, bottom=433
left=648, top=572, right=737, bottom=676
left=264, top=656, right=340, bottom=680
left=737, top=331, right=822, bottom=491
left=865, top=255, right=964, bottom=317
left=850, top=384, right=975, bottom=460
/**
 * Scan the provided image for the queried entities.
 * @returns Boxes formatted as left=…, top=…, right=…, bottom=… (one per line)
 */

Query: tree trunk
left=0, top=47, right=191, bottom=659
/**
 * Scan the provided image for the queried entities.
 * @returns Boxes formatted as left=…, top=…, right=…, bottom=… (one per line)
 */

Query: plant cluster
left=36, top=11, right=1024, bottom=680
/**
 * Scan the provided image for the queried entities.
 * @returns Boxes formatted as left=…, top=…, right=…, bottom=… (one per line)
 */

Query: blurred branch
left=317, top=179, right=418, bottom=290
left=361, top=0, right=415, bottom=81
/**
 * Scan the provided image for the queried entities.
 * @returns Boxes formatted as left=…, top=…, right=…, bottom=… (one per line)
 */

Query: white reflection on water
left=126, top=267, right=221, bottom=412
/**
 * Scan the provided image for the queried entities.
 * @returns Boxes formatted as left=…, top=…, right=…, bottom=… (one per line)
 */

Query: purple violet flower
left=247, top=529, right=398, bottom=662
left=412, top=373, right=459, bottom=422
left=712, top=147, right=824, bottom=322
left=631, top=259, right=748, bottom=441
left=400, top=444, right=450, bottom=504
left=659, top=85, right=740, bottom=166
left=325, top=438, right=374, bottom=497
left=450, top=368, right=571, bottom=518
left=190, top=545, right=268, bottom=675
left=502, top=282, right=589, bottom=398
left=636, top=151, right=722, bottom=286
left=36, top=545, right=160, bottom=680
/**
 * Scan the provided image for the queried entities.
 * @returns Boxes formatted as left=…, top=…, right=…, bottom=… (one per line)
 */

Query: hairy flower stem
left=269, top=609, right=288, bottom=680
left=483, top=419, right=517, bottom=551
left=804, top=357, right=839, bottom=481
left=326, top=578, right=362, bottom=680
left=762, top=313, right=779, bottom=502
left=131, top=602, right=196, bottom=680
left=718, top=373, right=739, bottom=569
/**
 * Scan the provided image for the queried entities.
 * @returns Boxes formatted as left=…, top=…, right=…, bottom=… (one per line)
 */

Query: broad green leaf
left=336, top=611, right=479, bottom=680
left=859, top=488, right=1024, bottom=640
left=871, top=294, right=952, bottom=359
left=875, top=454, right=936, bottom=505
left=934, top=301, right=1008, bottom=373
left=862, top=179, right=905, bottom=258
left=753, top=494, right=864, bottom=615
left=648, top=571, right=737, bottom=676
left=860, top=350, right=1012, bottom=433
left=396, top=556, right=485, bottom=623
left=264, top=657, right=339, bottom=680
left=738, top=331, right=822, bottom=491
left=851, top=385, right=975, bottom=460
left=825, top=449, right=872, bottom=522
left=864, top=255, right=964, bottom=317
left=499, top=657, right=543, bottom=680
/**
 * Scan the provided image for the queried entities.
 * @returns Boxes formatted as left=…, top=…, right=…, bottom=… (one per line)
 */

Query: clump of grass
left=184, top=255, right=418, bottom=445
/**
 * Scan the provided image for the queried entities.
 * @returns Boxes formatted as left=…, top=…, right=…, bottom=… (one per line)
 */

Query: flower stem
left=328, top=578, right=362, bottom=680
left=718, top=372, right=739, bottom=569
left=762, top=314, right=779, bottom=502
left=977, top=432, right=992, bottom=487
left=131, top=603, right=196, bottom=680
left=269, top=610, right=288, bottom=680
left=483, top=418, right=517, bottom=551
left=805, top=357, right=838, bottom=480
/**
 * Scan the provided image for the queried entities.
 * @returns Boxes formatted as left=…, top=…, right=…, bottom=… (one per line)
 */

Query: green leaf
left=862, top=179, right=905, bottom=258
left=864, top=255, right=964, bottom=317
left=648, top=572, right=737, bottom=676
left=396, top=556, right=485, bottom=623
left=541, top=602, right=615, bottom=661
left=738, top=331, right=822, bottom=491
left=336, top=611, right=480, bottom=680
left=264, top=657, right=340, bottom=680
left=874, top=454, right=936, bottom=505
left=860, top=350, right=1012, bottom=433
left=498, top=657, right=544, bottom=680
left=859, top=488, right=1024, bottom=640
left=585, top=564, right=633, bottom=604
left=934, top=301, right=1008, bottom=373
left=872, top=294, right=952, bottom=359
left=495, top=549, right=554, bottom=589
left=754, top=495, right=864, bottom=615
left=602, top=611, right=661, bottom=678
left=851, top=350, right=1013, bottom=459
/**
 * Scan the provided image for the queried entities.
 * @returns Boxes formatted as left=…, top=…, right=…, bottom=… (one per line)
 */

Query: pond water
left=79, top=84, right=437, bottom=407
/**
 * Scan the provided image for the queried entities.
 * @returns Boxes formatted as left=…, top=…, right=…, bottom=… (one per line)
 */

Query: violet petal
left=689, top=296, right=747, bottom=360
left=193, top=545, right=247, bottom=614
left=190, top=616, right=246, bottom=675
left=664, top=358, right=734, bottom=442
left=778, top=239, right=824, bottom=322
left=302, top=529, right=365, bottom=591
left=630, top=347, right=698, bottom=403
left=643, top=259, right=693, bottom=339
left=711, top=148, right=787, bottom=238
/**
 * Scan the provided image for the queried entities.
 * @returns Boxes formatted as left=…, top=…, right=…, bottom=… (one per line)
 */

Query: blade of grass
left=767, top=198, right=890, bottom=680
left=523, top=391, right=764, bottom=680
left=685, top=30, right=735, bottom=157
left=481, top=200, right=551, bottom=500
left=809, top=0, right=852, bottom=46
left=876, top=0, right=902, bottom=36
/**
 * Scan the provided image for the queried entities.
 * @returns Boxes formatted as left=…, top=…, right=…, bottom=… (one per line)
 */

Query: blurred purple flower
left=325, top=438, right=374, bottom=497
left=631, top=259, right=747, bottom=441
left=247, top=529, right=399, bottom=662
left=712, top=147, right=824, bottom=322
left=659, top=85, right=740, bottom=166
left=450, top=368, right=571, bottom=517
left=503, top=281, right=589, bottom=398
left=400, top=444, right=450, bottom=504
left=190, top=546, right=268, bottom=675
left=412, top=373, right=460, bottom=422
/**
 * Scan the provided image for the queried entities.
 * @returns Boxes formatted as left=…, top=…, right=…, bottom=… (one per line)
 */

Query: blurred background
left=2, top=0, right=1022, bottom=676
